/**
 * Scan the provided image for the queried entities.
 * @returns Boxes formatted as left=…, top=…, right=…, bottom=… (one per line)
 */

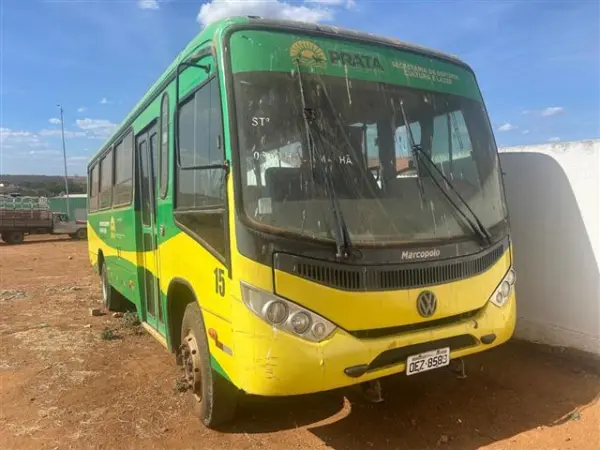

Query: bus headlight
left=489, top=268, right=516, bottom=308
left=290, top=312, right=312, bottom=334
left=240, top=282, right=336, bottom=342
left=264, top=300, right=288, bottom=325
left=505, top=269, right=516, bottom=285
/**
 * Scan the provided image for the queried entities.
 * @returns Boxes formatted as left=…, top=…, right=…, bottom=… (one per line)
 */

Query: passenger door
left=136, top=124, right=164, bottom=334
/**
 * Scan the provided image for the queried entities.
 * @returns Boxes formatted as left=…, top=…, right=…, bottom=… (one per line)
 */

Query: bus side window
left=89, top=164, right=99, bottom=211
left=159, top=93, right=170, bottom=199
left=113, top=131, right=133, bottom=206
left=175, top=76, right=227, bottom=258
left=99, top=148, right=114, bottom=209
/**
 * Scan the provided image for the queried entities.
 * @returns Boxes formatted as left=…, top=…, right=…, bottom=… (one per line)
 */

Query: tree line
left=0, top=175, right=87, bottom=197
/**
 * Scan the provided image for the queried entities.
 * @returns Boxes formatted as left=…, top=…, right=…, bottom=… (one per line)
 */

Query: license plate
left=406, top=347, right=450, bottom=376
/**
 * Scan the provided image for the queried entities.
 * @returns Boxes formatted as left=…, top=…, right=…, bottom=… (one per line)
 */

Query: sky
left=0, top=0, right=598, bottom=175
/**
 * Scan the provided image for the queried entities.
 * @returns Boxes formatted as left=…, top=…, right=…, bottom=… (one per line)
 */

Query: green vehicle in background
left=49, top=194, right=88, bottom=223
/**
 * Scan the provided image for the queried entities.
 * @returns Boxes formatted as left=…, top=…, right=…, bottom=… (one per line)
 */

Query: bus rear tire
left=180, top=302, right=238, bottom=428
left=2, top=231, right=24, bottom=245
left=101, top=262, right=127, bottom=312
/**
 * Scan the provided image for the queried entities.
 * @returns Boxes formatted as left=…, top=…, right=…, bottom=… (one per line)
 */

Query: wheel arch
left=97, top=249, right=105, bottom=271
left=166, top=278, right=200, bottom=354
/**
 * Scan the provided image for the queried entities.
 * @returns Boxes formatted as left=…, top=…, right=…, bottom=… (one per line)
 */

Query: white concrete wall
left=499, top=140, right=600, bottom=355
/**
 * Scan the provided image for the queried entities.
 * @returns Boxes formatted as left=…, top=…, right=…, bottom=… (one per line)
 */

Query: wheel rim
left=181, top=330, right=203, bottom=403
left=101, top=267, right=108, bottom=303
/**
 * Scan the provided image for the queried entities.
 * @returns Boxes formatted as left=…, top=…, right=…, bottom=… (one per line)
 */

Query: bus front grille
left=372, top=244, right=504, bottom=290
left=274, top=239, right=507, bottom=291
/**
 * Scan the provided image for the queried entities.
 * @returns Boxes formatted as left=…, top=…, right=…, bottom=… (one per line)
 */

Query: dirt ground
left=1, top=236, right=599, bottom=450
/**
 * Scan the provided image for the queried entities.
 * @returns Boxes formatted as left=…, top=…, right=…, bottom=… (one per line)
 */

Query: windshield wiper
left=397, top=99, right=492, bottom=246
left=411, top=144, right=493, bottom=245
left=294, top=60, right=353, bottom=259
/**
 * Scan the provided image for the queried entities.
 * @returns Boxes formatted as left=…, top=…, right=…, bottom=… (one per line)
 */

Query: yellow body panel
left=224, top=247, right=515, bottom=395
left=230, top=287, right=515, bottom=396
left=158, top=231, right=237, bottom=381
left=158, top=232, right=231, bottom=320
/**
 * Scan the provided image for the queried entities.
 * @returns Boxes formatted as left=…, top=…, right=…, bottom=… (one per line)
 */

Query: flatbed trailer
left=0, top=195, right=87, bottom=244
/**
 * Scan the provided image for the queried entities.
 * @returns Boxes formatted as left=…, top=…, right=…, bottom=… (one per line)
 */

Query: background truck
left=0, top=195, right=87, bottom=244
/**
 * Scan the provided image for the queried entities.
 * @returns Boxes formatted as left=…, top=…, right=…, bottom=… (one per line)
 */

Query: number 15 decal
left=214, top=268, right=225, bottom=297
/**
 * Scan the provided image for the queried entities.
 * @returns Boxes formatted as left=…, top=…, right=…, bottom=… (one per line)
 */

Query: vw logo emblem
left=416, top=291, right=437, bottom=317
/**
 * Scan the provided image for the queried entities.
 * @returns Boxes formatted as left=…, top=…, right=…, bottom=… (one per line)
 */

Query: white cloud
left=0, top=127, right=46, bottom=147
left=77, top=107, right=87, bottom=113
left=306, top=0, right=355, bottom=6
left=75, top=118, right=119, bottom=139
left=29, top=150, right=61, bottom=156
left=522, top=106, right=565, bottom=117
left=548, top=137, right=561, bottom=142
left=521, top=129, right=530, bottom=135
left=39, top=129, right=86, bottom=139
left=100, top=97, right=112, bottom=105
left=305, top=0, right=341, bottom=3
left=1, top=127, right=34, bottom=142
left=68, top=156, right=89, bottom=162
left=67, top=155, right=90, bottom=170
left=497, top=123, right=517, bottom=132
left=48, top=117, right=62, bottom=125
left=76, top=118, right=117, bottom=131
left=540, top=106, right=564, bottom=117
left=138, top=0, right=159, bottom=10
left=197, top=0, right=336, bottom=27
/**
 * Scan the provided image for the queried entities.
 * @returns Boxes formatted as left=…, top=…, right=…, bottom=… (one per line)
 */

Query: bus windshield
left=231, top=40, right=508, bottom=246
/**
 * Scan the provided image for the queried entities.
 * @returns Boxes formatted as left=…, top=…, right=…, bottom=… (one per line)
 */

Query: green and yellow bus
left=87, top=16, right=516, bottom=427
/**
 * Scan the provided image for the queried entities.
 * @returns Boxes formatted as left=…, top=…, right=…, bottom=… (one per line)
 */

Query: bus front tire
left=180, top=303, right=238, bottom=428
left=101, top=263, right=127, bottom=312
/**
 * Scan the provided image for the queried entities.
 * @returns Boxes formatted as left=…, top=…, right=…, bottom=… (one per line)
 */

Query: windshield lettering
left=329, top=51, right=384, bottom=71
left=252, top=117, right=271, bottom=127
left=316, top=154, right=353, bottom=165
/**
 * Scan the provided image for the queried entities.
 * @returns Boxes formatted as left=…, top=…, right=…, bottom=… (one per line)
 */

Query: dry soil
left=1, top=236, right=599, bottom=450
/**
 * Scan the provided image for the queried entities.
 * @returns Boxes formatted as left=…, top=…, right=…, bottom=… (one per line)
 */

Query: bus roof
left=88, top=16, right=472, bottom=166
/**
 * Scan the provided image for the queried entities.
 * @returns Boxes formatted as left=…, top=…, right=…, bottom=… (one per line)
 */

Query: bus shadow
left=0, top=236, right=74, bottom=246
left=221, top=341, right=599, bottom=449
left=221, top=390, right=347, bottom=433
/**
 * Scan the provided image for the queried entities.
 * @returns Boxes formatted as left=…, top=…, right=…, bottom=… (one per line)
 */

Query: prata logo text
left=401, top=249, right=441, bottom=260
left=328, top=50, right=384, bottom=71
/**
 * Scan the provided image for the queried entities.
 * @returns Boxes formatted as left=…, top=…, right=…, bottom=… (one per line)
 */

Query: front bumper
left=230, top=292, right=516, bottom=396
